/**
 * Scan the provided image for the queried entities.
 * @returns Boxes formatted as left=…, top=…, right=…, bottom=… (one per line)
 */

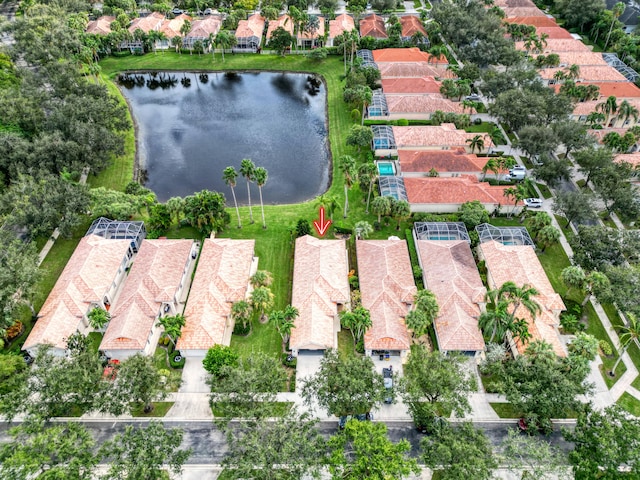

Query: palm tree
left=215, top=30, right=237, bottom=62
left=466, top=134, right=485, bottom=154
left=604, top=2, right=626, bottom=51
left=611, top=312, right=640, bottom=376
left=524, top=339, right=556, bottom=364
left=166, top=196, right=185, bottom=225
left=171, top=35, right=183, bottom=53
left=253, top=166, right=268, bottom=229
left=536, top=225, right=560, bottom=253
left=180, top=19, right=192, bottom=54
left=156, top=314, right=186, bottom=348
left=371, top=195, right=392, bottom=224
left=495, top=281, right=541, bottom=324
left=566, top=64, right=580, bottom=80
left=617, top=100, right=639, bottom=127
left=250, top=270, right=273, bottom=288
left=315, top=193, right=340, bottom=221
left=478, top=302, right=512, bottom=343
left=504, top=183, right=528, bottom=218
left=586, top=111, right=605, bottom=127
left=270, top=306, right=298, bottom=350
left=391, top=199, right=411, bottom=230
left=428, top=44, right=447, bottom=62
left=223, top=166, right=242, bottom=228
left=481, top=158, right=499, bottom=181
left=339, top=155, right=357, bottom=218
left=251, top=286, right=275, bottom=322
left=596, top=95, right=618, bottom=126
left=354, top=221, right=373, bottom=240
left=359, top=162, right=378, bottom=214
left=231, top=300, right=253, bottom=331
left=239, top=158, right=256, bottom=224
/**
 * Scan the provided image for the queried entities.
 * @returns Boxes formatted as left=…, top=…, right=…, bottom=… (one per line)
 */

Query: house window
left=578, top=115, right=587, bottom=122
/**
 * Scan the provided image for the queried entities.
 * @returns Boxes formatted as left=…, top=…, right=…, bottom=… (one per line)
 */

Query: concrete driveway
left=166, top=357, right=213, bottom=420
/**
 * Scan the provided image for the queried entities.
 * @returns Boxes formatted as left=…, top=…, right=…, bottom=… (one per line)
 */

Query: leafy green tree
left=564, top=405, right=640, bottom=479
left=0, top=353, right=28, bottom=419
left=551, top=120, right=593, bottom=157
left=568, top=333, right=599, bottom=362
left=87, top=307, right=110, bottom=330
left=422, top=422, right=497, bottom=480
left=329, top=419, right=420, bottom=480
left=611, top=312, right=640, bottom=375
left=339, top=306, right=371, bottom=344
left=296, top=218, right=311, bottom=237
left=269, top=26, right=294, bottom=55
left=0, top=420, right=98, bottom=480
left=458, top=200, right=489, bottom=230
left=570, top=225, right=639, bottom=271
left=156, top=314, right=186, bottom=348
left=346, top=124, right=373, bottom=152
left=210, top=353, right=287, bottom=420
left=301, top=350, right=388, bottom=417
left=515, top=125, right=559, bottom=160
left=573, top=146, right=614, bottom=187
left=99, top=421, right=192, bottom=480
left=109, top=353, right=168, bottom=414
left=501, top=428, right=570, bottom=480
left=223, top=166, right=242, bottom=228
left=147, top=203, right=171, bottom=236
left=203, top=344, right=239, bottom=378
left=183, top=189, right=230, bottom=237
left=552, top=190, right=597, bottom=229
left=400, top=346, right=473, bottom=433
left=222, top=409, right=327, bottom=480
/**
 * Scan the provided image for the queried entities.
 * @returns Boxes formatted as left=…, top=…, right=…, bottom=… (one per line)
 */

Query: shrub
left=396, top=118, right=409, bottom=126
left=599, top=340, right=613, bottom=356
left=560, top=313, right=579, bottom=334
left=480, top=343, right=507, bottom=376
left=281, top=352, right=297, bottom=368
left=349, top=276, right=359, bottom=289
left=5, top=321, right=23, bottom=341
left=169, top=352, right=186, bottom=369
left=474, top=117, right=482, bottom=125
left=333, top=225, right=353, bottom=235
left=233, top=322, right=251, bottom=336
left=203, top=345, right=239, bottom=377
left=355, top=339, right=365, bottom=354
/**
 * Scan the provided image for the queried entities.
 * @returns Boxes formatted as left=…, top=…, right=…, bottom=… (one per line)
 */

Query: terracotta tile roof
left=329, top=14, right=356, bottom=39
left=536, top=26, right=573, bottom=39
left=392, top=124, right=490, bottom=149
left=405, top=176, right=515, bottom=206
left=479, top=240, right=566, bottom=357
left=235, top=14, right=265, bottom=39
left=539, top=65, right=627, bottom=82
left=516, top=38, right=590, bottom=52
left=615, top=152, right=640, bottom=167
left=400, top=16, right=426, bottom=38
left=357, top=240, right=415, bottom=351
left=385, top=94, right=469, bottom=115
left=507, top=16, right=558, bottom=27
left=187, top=16, right=222, bottom=38
left=398, top=148, right=487, bottom=174
left=537, top=51, right=607, bottom=67
left=589, top=127, right=630, bottom=143
left=267, top=15, right=294, bottom=39
left=418, top=240, right=486, bottom=352
left=128, top=12, right=165, bottom=34
left=573, top=98, right=640, bottom=116
left=159, top=13, right=192, bottom=38
left=298, top=16, right=325, bottom=39
left=100, top=239, right=193, bottom=352
left=378, top=62, right=455, bottom=79
left=86, top=16, right=115, bottom=35
left=360, top=14, right=387, bottom=39
left=290, top=236, right=350, bottom=352
left=503, top=7, right=548, bottom=17
left=178, top=239, right=255, bottom=351
left=381, top=77, right=442, bottom=94
left=494, top=0, right=538, bottom=7
left=373, top=47, right=447, bottom=64
left=24, top=235, right=132, bottom=352
left=590, top=82, right=640, bottom=98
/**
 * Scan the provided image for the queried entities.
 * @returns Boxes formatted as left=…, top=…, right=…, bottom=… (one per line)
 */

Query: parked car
left=338, top=412, right=373, bottom=429
left=203, top=7, right=213, bottom=14
left=509, top=165, right=526, bottom=174
left=383, top=366, right=393, bottom=404
left=465, top=94, right=481, bottom=101
left=524, top=198, right=543, bottom=208
left=172, top=7, right=183, bottom=14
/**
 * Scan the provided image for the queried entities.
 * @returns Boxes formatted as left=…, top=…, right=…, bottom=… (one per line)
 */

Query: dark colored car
left=383, top=366, right=393, bottom=404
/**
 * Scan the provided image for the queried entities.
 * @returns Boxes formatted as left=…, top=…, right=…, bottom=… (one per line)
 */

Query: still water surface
left=118, top=71, right=330, bottom=203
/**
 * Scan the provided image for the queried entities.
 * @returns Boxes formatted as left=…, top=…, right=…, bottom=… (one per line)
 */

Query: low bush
left=281, top=352, right=297, bottom=368
left=233, top=322, right=251, bottom=336
left=599, top=339, right=613, bottom=356
left=169, top=351, right=186, bottom=369
left=333, top=225, right=353, bottom=235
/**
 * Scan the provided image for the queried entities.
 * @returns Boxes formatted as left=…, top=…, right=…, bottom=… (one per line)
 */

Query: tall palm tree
left=354, top=221, right=373, bottom=239
left=239, top=158, right=256, bottom=224
left=611, top=312, right=640, bottom=375
left=536, top=225, right=560, bottom=253
left=466, top=134, right=485, bottom=154
left=253, top=166, right=268, bottom=229
left=504, top=184, right=527, bottom=218
left=617, top=100, right=639, bottom=127
left=481, top=158, right=499, bottom=181
left=596, top=95, right=618, bottom=126
left=604, top=2, right=626, bottom=51
left=223, top=166, right=242, bottom=228
left=156, top=314, right=186, bottom=348
left=231, top=300, right=253, bottom=331
left=566, top=63, right=580, bottom=80
left=371, top=195, right=391, bottom=224
left=478, top=302, right=512, bottom=343
left=391, top=199, right=411, bottom=230
left=215, top=30, right=237, bottom=62
left=251, top=286, right=275, bottom=322
left=250, top=270, right=272, bottom=288
left=339, top=155, right=357, bottom=218
left=359, top=162, right=378, bottom=213
left=494, top=281, right=541, bottom=324
left=180, top=19, right=192, bottom=54
left=315, top=193, right=340, bottom=221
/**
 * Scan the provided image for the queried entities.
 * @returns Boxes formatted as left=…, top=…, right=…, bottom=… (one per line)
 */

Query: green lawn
left=489, top=402, right=521, bottom=419
left=88, top=332, right=103, bottom=354
left=230, top=315, right=283, bottom=360
left=617, top=392, right=640, bottom=417
left=131, top=401, right=174, bottom=417
left=338, top=329, right=356, bottom=359
left=153, top=346, right=183, bottom=391
left=465, top=122, right=494, bottom=134
left=536, top=182, right=553, bottom=199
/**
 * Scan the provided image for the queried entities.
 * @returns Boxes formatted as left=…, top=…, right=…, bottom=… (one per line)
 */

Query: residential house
left=397, top=148, right=488, bottom=178
left=516, top=38, right=590, bottom=52
left=100, top=239, right=196, bottom=360
left=327, top=14, right=356, bottom=47
left=381, top=77, right=442, bottom=94
left=159, top=13, right=192, bottom=43
left=502, top=7, right=548, bottom=18
left=183, top=16, right=222, bottom=50
left=234, top=14, right=266, bottom=52
left=417, top=239, right=486, bottom=357
left=378, top=62, right=456, bottom=79
left=399, top=15, right=427, bottom=42
left=506, top=15, right=559, bottom=27
left=535, top=26, right=573, bottom=39
left=403, top=175, right=519, bottom=214
left=357, top=240, right=415, bottom=358
left=120, top=11, right=165, bottom=51
left=86, top=15, right=115, bottom=35
left=588, top=127, right=640, bottom=150
left=478, top=240, right=567, bottom=357
left=373, top=47, right=447, bottom=65
left=267, top=15, right=294, bottom=44
left=368, top=93, right=469, bottom=121
left=290, top=235, right=350, bottom=356
left=541, top=65, right=627, bottom=86
left=177, top=239, right=257, bottom=357
left=573, top=99, right=640, bottom=128
left=23, top=235, right=134, bottom=357
left=297, top=16, right=325, bottom=49
left=538, top=51, right=609, bottom=67
left=360, top=14, right=387, bottom=39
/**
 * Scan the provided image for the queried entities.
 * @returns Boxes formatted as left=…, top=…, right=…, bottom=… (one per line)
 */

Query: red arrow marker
left=313, top=206, right=332, bottom=237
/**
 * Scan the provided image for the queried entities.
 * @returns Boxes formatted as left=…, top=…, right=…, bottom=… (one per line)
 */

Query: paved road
left=0, top=420, right=575, bottom=462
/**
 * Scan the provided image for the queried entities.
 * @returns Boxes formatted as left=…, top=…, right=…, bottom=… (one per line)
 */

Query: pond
left=118, top=71, right=330, bottom=204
